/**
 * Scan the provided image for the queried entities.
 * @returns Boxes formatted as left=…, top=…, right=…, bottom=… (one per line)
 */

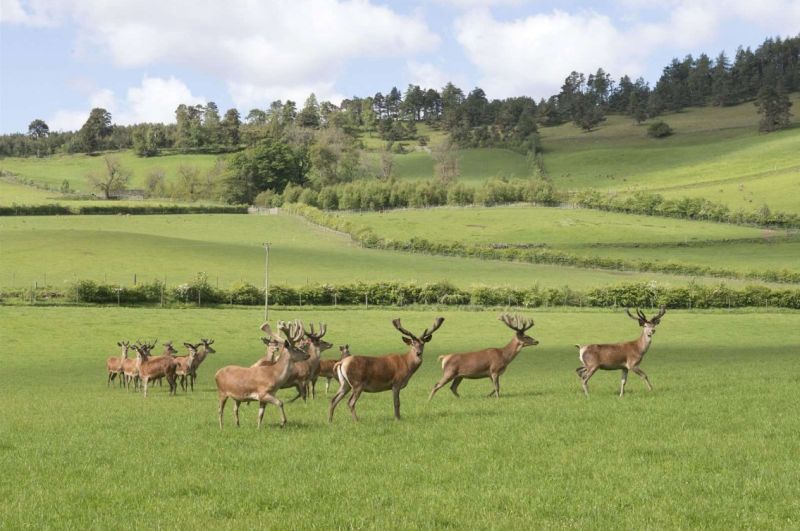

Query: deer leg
left=347, top=387, right=363, bottom=422
left=632, top=366, right=654, bottom=391
left=450, top=376, right=464, bottom=397
left=233, top=400, right=241, bottom=427
left=142, top=378, right=149, bottom=398
left=289, top=384, right=305, bottom=403
left=325, top=377, right=331, bottom=395
left=429, top=374, right=454, bottom=401
left=262, top=394, right=286, bottom=428
left=189, top=374, right=194, bottom=392
left=487, top=374, right=500, bottom=398
left=619, top=368, right=629, bottom=397
left=257, top=402, right=267, bottom=429
left=218, top=396, right=227, bottom=429
left=581, top=366, right=598, bottom=397
left=392, top=386, right=402, bottom=420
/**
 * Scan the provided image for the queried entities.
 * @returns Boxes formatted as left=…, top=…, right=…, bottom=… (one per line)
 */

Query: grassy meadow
left=0, top=213, right=752, bottom=290
left=1, top=306, right=798, bottom=529
left=540, top=94, right=800, bottom=214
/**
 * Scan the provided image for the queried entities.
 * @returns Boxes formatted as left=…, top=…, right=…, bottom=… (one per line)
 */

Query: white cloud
left=48, top=76, right=204, bottom=131
left=455, top=9, right=643, bottom=99
left=406, top=60, right=468, bottom=91
left=436, top=0, right=526, bottom=8
left=10, top=0, right=439, bottom=109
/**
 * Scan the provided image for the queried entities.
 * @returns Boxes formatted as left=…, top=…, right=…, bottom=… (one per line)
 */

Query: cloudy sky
left=1, top=0, right=798, bottom=133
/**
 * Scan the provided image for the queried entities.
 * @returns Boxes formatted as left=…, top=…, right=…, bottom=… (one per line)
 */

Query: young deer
left=121, top=345, right=140, bottom=391
left=303, top=323, right=333, bottom=399
left=575, top=307, right=666, bottom=397
left=429, top=314, right=538, bottom=400
left=329, top=317, right=445, bottom=422
left=215, top=321, right=310, bottom=429
left=133, top=340, right=178, bottom=397
left=106, top=341, right=130, bottom=387
left=318, top=344, right=351, bottom=395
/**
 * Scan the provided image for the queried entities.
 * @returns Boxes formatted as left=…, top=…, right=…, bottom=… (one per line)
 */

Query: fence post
left=134, top=273, right=137, bottom=285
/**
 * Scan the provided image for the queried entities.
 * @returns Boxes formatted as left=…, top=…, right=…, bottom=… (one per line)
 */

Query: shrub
left=647, top=121, right=674, bottom=138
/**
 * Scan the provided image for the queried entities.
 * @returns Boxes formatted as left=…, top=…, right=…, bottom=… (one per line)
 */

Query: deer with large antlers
left=575, top=307, right=666, bottom=397
left=318, top=344, right=351, bottom=395
left=215, top=321, right=310, bottom=429
left=133, top=339, right=178, bottom=397
left=429, top=314, right=538, bottom=400
left=329, top=317, right=445, bottom=422
left=106, top=341, right=130, bottom=387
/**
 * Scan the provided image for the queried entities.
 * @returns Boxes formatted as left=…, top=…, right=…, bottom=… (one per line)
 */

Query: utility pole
left=264, top=242, right=271, bottom=322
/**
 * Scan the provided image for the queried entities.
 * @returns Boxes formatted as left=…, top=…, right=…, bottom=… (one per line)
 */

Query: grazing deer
left=187, top=339, right=215, bottom=390
left=575, top=307, right=666, bottom=397
left=318, top=345, right=351, bottom=395
left=329, top=317, right=445, bottom=422
left=215, top=321, right=310, bottom=429
left=133, top=340, right=178, bottom=397
left=106, top=341, right=130, bottom=387
left=429, top=314, right=538, bottom=400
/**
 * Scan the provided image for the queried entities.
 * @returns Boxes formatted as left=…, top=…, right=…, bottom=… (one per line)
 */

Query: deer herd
left=104, top=307, right=667, bottom=428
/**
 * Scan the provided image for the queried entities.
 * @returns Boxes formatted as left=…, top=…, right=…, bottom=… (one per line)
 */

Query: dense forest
left=1, top=34, right=797, bottom=204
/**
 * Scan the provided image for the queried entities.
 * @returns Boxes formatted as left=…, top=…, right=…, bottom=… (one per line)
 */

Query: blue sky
left=1, top=0, right=798, bottom=134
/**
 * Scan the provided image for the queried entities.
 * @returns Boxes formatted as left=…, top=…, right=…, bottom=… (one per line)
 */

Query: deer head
left=339, top=344, right=351, bottom=359
left=499, top=313, right=538, bottom=347
left=163, top=341, right=178, bottom=356
left=199, top=338, right=216, bottom=354
left=392, top=317, right=445, bottom=357
left=268, top=321, right=310, bottom=362
left=626, top=307, right=667, bottom=339
left=303, top=322, right=333, bottom=352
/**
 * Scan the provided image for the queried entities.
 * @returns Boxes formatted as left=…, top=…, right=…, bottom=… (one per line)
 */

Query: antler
left=651, top=306, right=667, bottom=324
left=625, top=308, right=645, bottom=322
left=392, top=318, right=418, bottom=340
left=499, top=313, right=533, bottom=333
left=278, top=320, right=305, bottom=346
left=420, top=317, right=445, bottom=342
left=304, top=322, right=327, bottom=340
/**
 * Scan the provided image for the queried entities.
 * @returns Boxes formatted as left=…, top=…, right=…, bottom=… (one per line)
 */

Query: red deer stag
left=187, top=339, right=215, bottom=390
left=106, top=341, right=130, bottom=387
left=318, top=344, right=351, bottom=395
left=133, top=339, right=178, bottom=397
left=215, top=321, right=310, bottom=429
left=152, top=341, right=178, bottom=387
left=304, top=323, right=333, bottom=399
left=174, top=344, right=199, bottom=392
left=575, top=307, right=666, bottom=397
left=429, top=314, right=538, bottom=400
left=329, top=317, right=445, bottom=422
left=122, top=345, right=140, bottom=391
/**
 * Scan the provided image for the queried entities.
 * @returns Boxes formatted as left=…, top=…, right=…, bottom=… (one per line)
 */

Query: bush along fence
left=0, top=203, right=248, bottom=216
left=3, top=276, right=800, bottom=309
left=283, top=204, right=800, bottom=284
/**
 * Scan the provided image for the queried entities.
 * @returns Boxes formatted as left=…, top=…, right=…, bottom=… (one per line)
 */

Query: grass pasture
left=0, top=213, right=759, bottom=290
left=1, top=306, right=798, bottom=529
left=540, top=94, right=800, bottom=214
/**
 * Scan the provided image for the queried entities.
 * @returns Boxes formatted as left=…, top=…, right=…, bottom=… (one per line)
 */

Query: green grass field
left=0, top=151, right=223, bottom=193
left=540, top=94, right=800, bottom=214
left=1, top=306, right=798, bottom=528
left=0, top=213, right=751, bottom=289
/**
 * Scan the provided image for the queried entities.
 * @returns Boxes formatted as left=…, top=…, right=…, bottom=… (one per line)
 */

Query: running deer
left=186, top=339, right=215, bottom=389
left=133, top=339, right=178, bottom=397
left=318, top=345, right=351, bottom=395
left=575, top=307, right=666, bottom=397
left=429, top=314, right=538, bottom=400
left=215, top=321, right=310, bottom=429
left=329, top=317, right=445, bottom=422
left=106, top=341, right=130, bottom=387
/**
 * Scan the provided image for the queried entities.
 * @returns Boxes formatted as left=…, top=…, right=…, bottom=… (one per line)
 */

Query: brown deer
left=121, top=345, right=140, bottom=391
left=174, top=343, right=199, bottom=392
left=133, top=340, right=178, bottom=397
left=318, top=344, right=351, bottom=395
left=106, top=341, right=130, bottom=387
left=329, top=317, right=445, bottom=422
left=429, top=314, right=538, bottom=400
left=152, top=341, right=178, bottom=387
left=575, top=307, right=666, bottom=397
left=187, top=339, right=215, bottom=390
left=303, top=323, right=333, bottom=399
left=215, top=321, right=310, bottom=429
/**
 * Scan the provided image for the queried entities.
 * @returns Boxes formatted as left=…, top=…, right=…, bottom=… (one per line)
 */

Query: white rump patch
left=578, top=347, right=587, bottom=366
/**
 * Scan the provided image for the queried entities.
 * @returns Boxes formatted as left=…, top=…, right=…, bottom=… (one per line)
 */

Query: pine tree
left=755, top=82, right=793, bottom=132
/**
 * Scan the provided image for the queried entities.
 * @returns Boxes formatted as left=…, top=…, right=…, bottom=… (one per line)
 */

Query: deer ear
left=401, top=337, right=413, bottom=346
left=117, top=342, right=122, bottom=347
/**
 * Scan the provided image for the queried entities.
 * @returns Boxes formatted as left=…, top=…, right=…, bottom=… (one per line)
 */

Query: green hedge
left=283, top=204, right=800, bottom=284
left=3, top=277, right=800, bottom=309
left=0, top=203, right=248, bottom=216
